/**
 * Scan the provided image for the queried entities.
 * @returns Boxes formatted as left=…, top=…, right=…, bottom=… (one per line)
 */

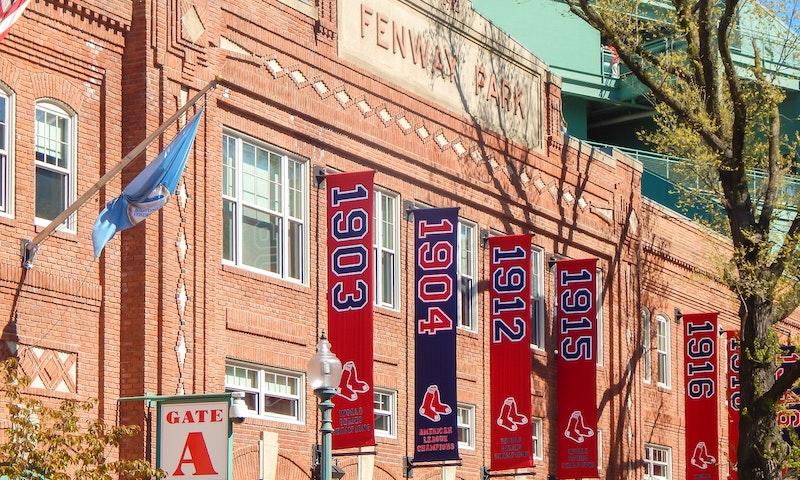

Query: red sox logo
left=419, top=384, right=452, bottom=422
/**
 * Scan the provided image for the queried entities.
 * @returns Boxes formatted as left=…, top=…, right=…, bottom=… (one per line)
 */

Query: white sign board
left=159, top=401, right=229, bottom=480
left=338, top=0, right=545, bottom=151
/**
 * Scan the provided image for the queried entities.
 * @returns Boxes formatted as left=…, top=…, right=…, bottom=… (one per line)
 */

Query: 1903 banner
left=684, top=313, right=719, bottom=480
left=489, top=235, right=533, bottom=471
left=726, top=332, right=740, bottom=480
left=555, top=258, right=598, bottom=479
left=777, top=346, right=800, bottom=445
left=413, top=207, right=460, bottom=462
left=326, top=170, right=375, bottom=449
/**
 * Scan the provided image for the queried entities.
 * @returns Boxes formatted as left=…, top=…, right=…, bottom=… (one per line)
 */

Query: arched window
left=34, top=100, right=76, bottom=230
left=642, top=308, right=652, bottom=383
left=0, top=82, right=14, bottom=217
left=656, top=313, right=671, bottom=388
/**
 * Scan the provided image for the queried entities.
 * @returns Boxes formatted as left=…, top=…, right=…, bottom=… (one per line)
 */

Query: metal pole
left=21, top=77, right=220, bottom=268
left=317, top=387, right=336, bottom=480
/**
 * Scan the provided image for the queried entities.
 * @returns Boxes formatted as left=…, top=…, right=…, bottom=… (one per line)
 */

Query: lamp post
left=308, top=333, right=343, bottom=480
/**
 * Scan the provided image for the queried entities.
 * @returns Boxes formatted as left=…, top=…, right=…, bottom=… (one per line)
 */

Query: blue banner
left=413, top=207, right=460, bottom=462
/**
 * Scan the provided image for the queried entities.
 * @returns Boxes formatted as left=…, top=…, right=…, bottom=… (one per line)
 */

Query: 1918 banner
left=326, top=170, right=375, bottom=449
left=555, top=258, right=598, bottom=479
left=413, top=207, right=460, bottom=462
left=489, top=235, right=533, bottom=471
left=684, top=313, right=719, bottom=480
left=726, top=331, right=740, bottom=480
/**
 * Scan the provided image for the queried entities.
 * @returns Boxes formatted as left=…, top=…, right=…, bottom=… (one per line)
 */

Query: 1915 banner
left=556, top=258, right=598, bottom=479
left=414, top=207, right=460, bottom=462
left=684, top=313, right=719, bottom=480
left=327, top=170, right=375, bottom=449
left=489, top=235, right=533, bottom=471
left=727, top=332, right=740, bottom=480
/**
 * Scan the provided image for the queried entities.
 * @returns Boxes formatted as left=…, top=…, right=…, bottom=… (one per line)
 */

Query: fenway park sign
left=337, top=0, right=544, bottom=151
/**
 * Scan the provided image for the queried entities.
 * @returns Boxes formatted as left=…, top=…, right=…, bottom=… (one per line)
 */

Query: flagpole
left=21, top=77, right=220, bottom=269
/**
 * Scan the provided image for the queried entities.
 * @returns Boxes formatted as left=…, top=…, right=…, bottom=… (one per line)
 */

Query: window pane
left=222, top=135, right=236, bottom=197
left=264, top=395, right=297, bottom=417
left=375, top=413, right=391, bottom=433
left=288, top=160, right=303, bottom=219
left=381, top=250, right=395, bottom=305
left=0, top=95, right=6, bottom=151
left=242, top=206, right=281, bottom=273
left=381, top=194, right=395, bottom=250
left=223, top=200, right=236, bottom=262
left=35, top=167, right=67, bottom=220
left=288, top=220, right=303, bottom=280
left=460, top=276, right=473, bottom=328
left=269, top=152, right=282, bottom=212
left=36, top=109, right=68, bottom=169
left=532, top=299, right=543, bottom=346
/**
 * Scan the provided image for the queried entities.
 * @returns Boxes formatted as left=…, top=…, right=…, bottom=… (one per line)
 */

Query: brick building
left=0, top=1, right=795, bottom=479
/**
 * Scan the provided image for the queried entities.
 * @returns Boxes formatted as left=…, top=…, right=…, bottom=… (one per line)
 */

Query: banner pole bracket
left=403, top=457, right=462, bottom=478
left=314, top=165, right=332, bottom=188
left=481, top=467, right=536, bottom=479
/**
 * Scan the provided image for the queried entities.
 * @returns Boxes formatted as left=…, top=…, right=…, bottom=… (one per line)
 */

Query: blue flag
left=92, top=109, right=203, bottom=257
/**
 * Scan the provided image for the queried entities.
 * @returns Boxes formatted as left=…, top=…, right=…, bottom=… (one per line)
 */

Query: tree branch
left=697, top=0, right=723, bottom=122
left=564, top=0, right=732, bottom=155
left=763, top=360, right=800, bottom=405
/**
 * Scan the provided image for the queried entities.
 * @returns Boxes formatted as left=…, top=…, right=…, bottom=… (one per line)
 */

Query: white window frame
left=374, top=388, right=397, bottom=438
left=596, top=267, right=604, bottom=366
left=224, top=361, right=305, bottom=424
left=531, top=246, right=545, bottom=349
left=644, top=443, right=672, bottom=480
left=221, top=131, right=309, bottom=284
left=457, top=404, right=475, bottom=450
left=34, top=101, right=76, bottom=232
left=457, top=219, right=478, bottom=332
left=642, top=308, right=652, bottom=384
left=0, top=85, right=14, bottom=218
left=531, top=417, right=543, bottom=460
left=374, top=189, right=400, bottom=310
left=597, top=428, right=603, bottom=471
left=656, top=314, right=671, bottom=388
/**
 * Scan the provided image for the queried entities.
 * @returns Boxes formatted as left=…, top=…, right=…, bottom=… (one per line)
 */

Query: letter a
left=173, top=431, right=219, bottom=476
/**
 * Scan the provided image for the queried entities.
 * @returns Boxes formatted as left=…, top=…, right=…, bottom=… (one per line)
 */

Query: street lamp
left=308, top=333, right=343, bottom=480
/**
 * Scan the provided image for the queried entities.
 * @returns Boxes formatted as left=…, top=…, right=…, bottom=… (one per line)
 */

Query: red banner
left=726, top=332, right=740, bottom=480
left=556, top=258, right=598, bottom=479
left=684, top=313, right=720, bottom=480
left=489, top=235, right=533, bottom=471
left=326, top=170, right=375, bottom=449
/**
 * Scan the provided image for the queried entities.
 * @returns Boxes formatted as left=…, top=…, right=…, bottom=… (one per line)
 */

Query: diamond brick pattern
left=15, top=345, right=77, bottom=395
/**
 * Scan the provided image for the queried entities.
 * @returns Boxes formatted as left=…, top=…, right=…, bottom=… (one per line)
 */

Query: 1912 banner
left=684, top=313, right=719, bottom=480
left=556, top=258, right=598, bottom=478
left=414, top=207, right=460, bottom=462
left=726, top=332, right=740, bottom=480
left=489, top=235, right=533, bottom=470
left=326, top=170, right=375, bottom=449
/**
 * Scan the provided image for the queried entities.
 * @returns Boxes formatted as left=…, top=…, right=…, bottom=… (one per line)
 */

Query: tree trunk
left=738, top=297, right=785, bottom=479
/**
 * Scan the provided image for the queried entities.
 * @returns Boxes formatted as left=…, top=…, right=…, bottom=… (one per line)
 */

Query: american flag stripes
left=0, top=0, right=29, bottom=42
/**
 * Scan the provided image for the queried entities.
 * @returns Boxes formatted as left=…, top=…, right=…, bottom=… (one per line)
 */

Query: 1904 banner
left=555, top=258, right=598, bottom=479
left=326, top=170, right=375, bottom=449
left=684, top=313, right=719, bottom=480
left=489, top=235, right=533, bottom=471
left=413, top=207, right=460, bottom=462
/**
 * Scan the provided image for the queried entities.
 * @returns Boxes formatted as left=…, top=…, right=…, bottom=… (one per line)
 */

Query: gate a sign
left=159, top=401, right=230, bottom=479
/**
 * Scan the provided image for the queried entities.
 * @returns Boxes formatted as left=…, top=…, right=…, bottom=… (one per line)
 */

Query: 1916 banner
left=777, top=346, right=800, bottom=445
left=414, top=207, right=460, bottom=462
left=327, top=170, right=375, bottom=449
left=684, top=313, right=719, bottom=480
left=556, top=258, right=598, bottom=479
left=726, top=332, right=740, bottom=480
left=489, top=235, right=533, bottom=470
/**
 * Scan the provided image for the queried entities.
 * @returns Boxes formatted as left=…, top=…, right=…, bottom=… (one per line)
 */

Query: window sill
left=531, top=347, right=548, bottom=359
left=221, top=263, right=309, bottom=292
left=656, top=383, right=672, bottom=392
left=375, top=304, right=402, bottom=319
left=236, top=414, right=306, bottom=431
left=457, top=328, right=479, bottom=339
left=375, top=433, right=398, bottom=443
left=34, top=221, right=77, bottom=242
left=275, top=0, right=319, bottom=20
